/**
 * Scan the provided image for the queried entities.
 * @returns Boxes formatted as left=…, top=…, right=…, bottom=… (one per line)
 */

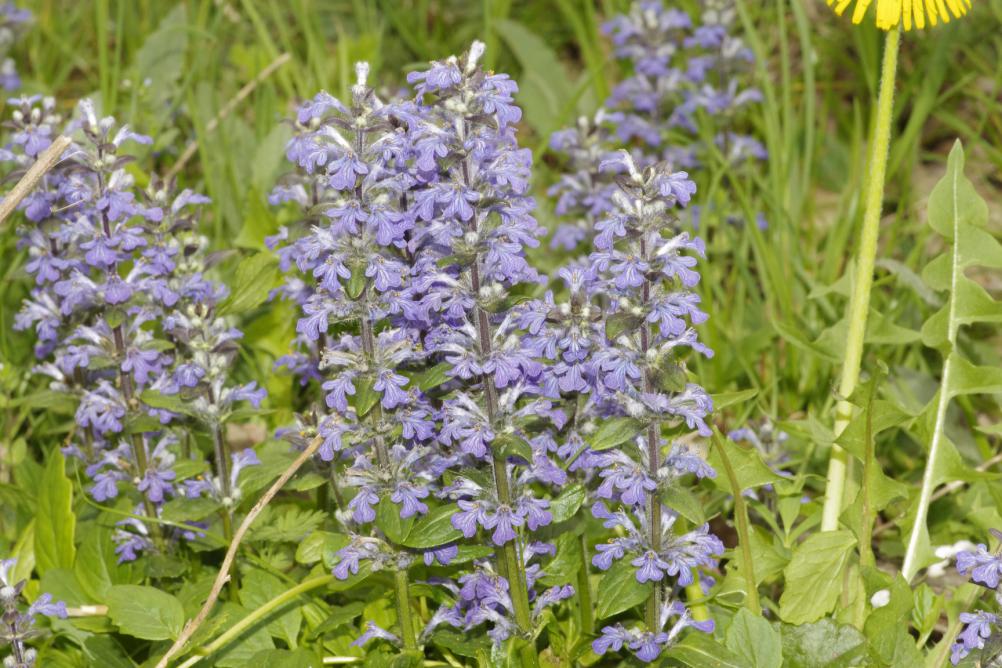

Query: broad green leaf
left=213, top=602, right=277, bottom=667
left=549, top=483, right=586, bottom=523
left=400, top=504, right=461, bottom=548
left=865, top=576, right=920, bottom=667
left=352, top=375, right=380, bottom=418
left=665, top=632, right=745, bottom=668
left=83, top=636, right=136, bottom=668
left=218, top=252, right=280, bottom=316
left=410, top=362, right=453, bottom=392
left=35, top=451, right=76, bottom=574
left=725, top=608, right=783, bottom=668
left=160, top=495, right=221, bottom=523
left=595, top=559, right=651, bottom=619
left=587, top=417, right=644, bottom=451
left=778, top=531, right=856, bottom=624
left=296, top=531, right=346, bottom=566
left=661, top=484, right=707, bottom=525
left=106, top=585, right=185, bottom=640
left=377, top=496, right=414, bottom=544
left=240, top=568, right=302, bottom=647
left=780, top=619, right=868, bottom=668
left=540, top=533, right=583, bottom=586
left=139, top=389, right=196, bottom=417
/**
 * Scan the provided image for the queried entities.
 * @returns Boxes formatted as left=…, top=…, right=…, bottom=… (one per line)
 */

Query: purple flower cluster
left=8, top=97, right=261, bottom=561
left=523, top=149, right=722, bottom=662
left=0, top=4, right=30, bottom=91
left=594, top=599, right=713, bottom=662
left=548, top=0, right=765, bottom=251
left=953, top=532, right=1002, bottom=664
left=270, top=61, right=441, bottom=530
left=1, top=558, right=67, bottom=667
left=271, top=44, right=575, bottom=650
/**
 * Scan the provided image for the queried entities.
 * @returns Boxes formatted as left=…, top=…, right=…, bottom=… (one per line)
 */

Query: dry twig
left=154, top=434, right=323, bottom=668
left=0, top=135, right=73, bottom=227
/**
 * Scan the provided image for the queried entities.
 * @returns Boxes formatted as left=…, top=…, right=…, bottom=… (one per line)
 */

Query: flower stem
left=640, top=236, right=662, bottom=631
left=821, top=26, right=900, bottom=533
left=394, top=569, right=418, bottom=650
left=458, top=114, right=536, bottom=665
left=577, top=532, right=594, bottom=634
left=178, top=575, right=335, bottom=667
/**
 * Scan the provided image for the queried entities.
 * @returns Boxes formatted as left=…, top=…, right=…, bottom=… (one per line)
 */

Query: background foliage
left=4, top=0, right=1002, bottom=666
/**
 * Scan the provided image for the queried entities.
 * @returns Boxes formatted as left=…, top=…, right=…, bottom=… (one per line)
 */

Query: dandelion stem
left=820, top=26, right=900, bottom=533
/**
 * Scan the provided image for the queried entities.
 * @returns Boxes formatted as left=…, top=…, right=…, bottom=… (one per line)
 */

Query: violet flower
left=1, top=557, right=67, bottom=667
left=952, top=530, right=1002, bottom=664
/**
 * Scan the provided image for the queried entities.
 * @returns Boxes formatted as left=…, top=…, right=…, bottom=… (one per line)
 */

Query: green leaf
left=663, top=483, right=708, bottom=525
left=665, top=632, right=745, bottom=668
left=240, top=568, right=302, bottom=647
left=707, top=437, right=782, bottom=492
left=492, top=20, right=575, bottom=136
left=35, top=451, right=76, bottom=574
left=494, top=433, right=533, bottom=461
left=712, top=388, right=759, bottom=411
left=587, top=417, right=644, bottom=451
left=865, top=576, right=921, bottom=667
left=218, top=252, right=280, bottom=316
left=309, top=600, right=366, bottom=638
left=352, top=375, right=380, bottom=418
left=377, top=496, right=414, bottom=544
left=410, top=362, right=452, bottom=392
left=549, top=483, right=586, bottom=523
left=106, top=585, right=185, bottom=641
left=902, top=141, right=1002, bottom=580
left=160, top=495, right=221, bottom=523
left=83, top=636, right=136, bottom=668
left=595, top=558, right=651, bottom=619
left=248, top=649, right=320, bottom=668
left=250, top=507, right=326, bottom=543
left=778, top=531, right=857, bottom=624
left=430, top=629, right=491, bottom=659
left=139, top=389, right=195, bottom=417
left=400, top=504, right=461, bottom=548
left=213, top=602, right=277, bottom=667
left=132, top=4, right=187, bottom=119
left=780, top=619, right=868, bottom=668
left=539, top=533, right=583, bottom=586
left=725, top=609, right=782, bottom=668
left=295, top=531, right=346, bottom=566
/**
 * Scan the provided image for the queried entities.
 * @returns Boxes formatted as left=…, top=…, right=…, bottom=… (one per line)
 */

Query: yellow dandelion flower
left=827, top=0, right=972, bottom=31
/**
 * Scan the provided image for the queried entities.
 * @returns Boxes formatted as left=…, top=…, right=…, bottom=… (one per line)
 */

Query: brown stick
left=164, top=52, right=291, bottom=182
left=154, top=434, right=323, bottom=668
left=0, top=135, right=73, bottom=227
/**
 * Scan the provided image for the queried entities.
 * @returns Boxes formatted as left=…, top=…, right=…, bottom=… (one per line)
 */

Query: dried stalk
left=154, top=433, right=322, bottom=668
left=0, top=135, right=73, bottom=227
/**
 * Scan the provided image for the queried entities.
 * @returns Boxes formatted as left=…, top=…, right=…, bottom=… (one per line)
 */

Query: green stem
left=821, top=27, right=900, bottom=533
left=715, top=432, right=760, bottom=615
left=394, top=569, right=418, bottom=650
left=576, top=532, right=594, bottom=634
left=177, top=575, right=335, bottom=667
